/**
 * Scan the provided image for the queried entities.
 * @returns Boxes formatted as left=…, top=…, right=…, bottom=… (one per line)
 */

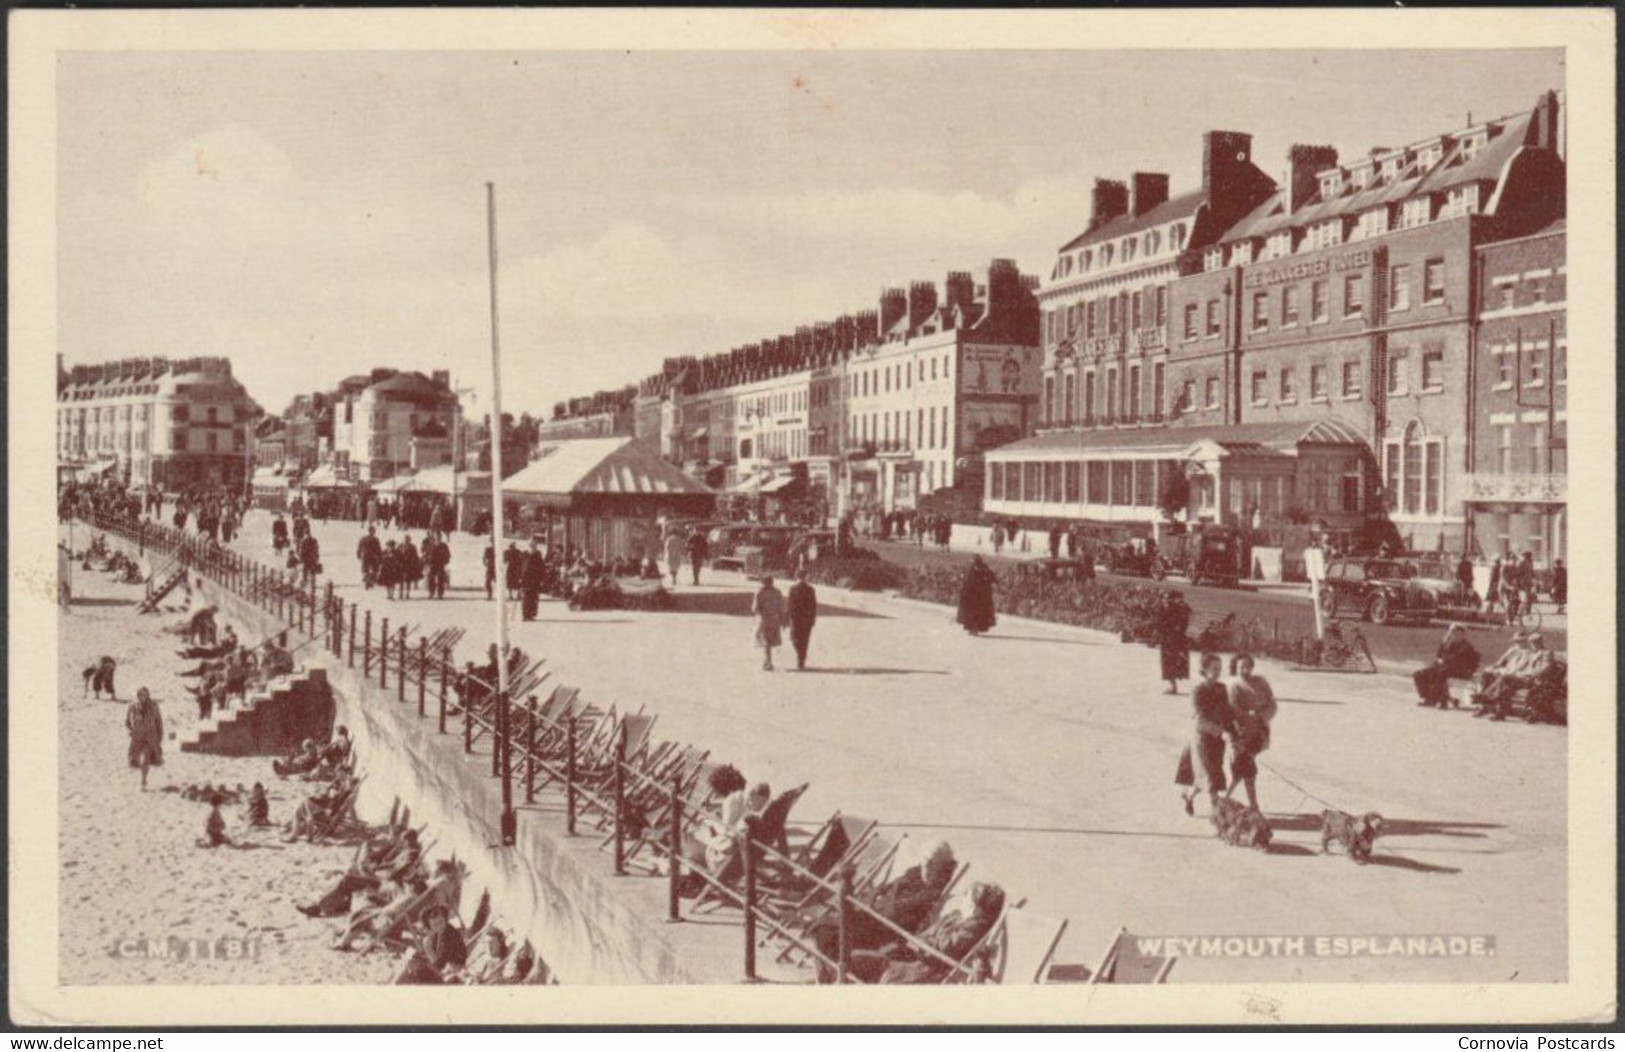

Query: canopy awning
left=302, top=464, right=344, bottom=488
left=986, top=419, right=1367, bottom=463
left=759, top=475, right=805, bottom=496
left=504, top=437, right=716, bottom=502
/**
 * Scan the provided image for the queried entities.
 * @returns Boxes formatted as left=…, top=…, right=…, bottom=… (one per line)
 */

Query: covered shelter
left=503, top=437, right=716, bottom=561
left=984, top=419, right=1375, bottom=540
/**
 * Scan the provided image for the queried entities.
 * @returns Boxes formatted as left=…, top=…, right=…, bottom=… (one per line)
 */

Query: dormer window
left=1265, top=230, right=1295, bottom=259
left=1442, top=184, right=1481, bottom=219
left=1319, top=172, right=1345, bottom=198
left=1203, top=246, right=1225, bottom=272
left=1171, top=223, right=1188, bottom=250
left=1353, top=206, right=1389, bottom=241
left=1121, top=238, right=1137, bottom=263
left=1400, top=195, right=1434, bottom=229
left=1349, top=164, right=1373, bottom=191
left=1230, top=239, right=1255, bottom=266
left=1079, top=249, right=1092, bottom=272
left=1100, top=244, right=1114, bottom=267
left=1145, top=230, right=1161, bottom=255
left=1458, top=134, right=1486, bottom=162
left=1418, top=142, right=1445, bottom=170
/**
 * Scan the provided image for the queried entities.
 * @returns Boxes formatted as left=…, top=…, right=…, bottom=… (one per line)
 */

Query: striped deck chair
left=1087, top=926, right=1175, bottom=984
left=614, top=748, right=718, bottom=872
left=995, top=908, right=1081, bottom=983
left=691, top=783, right=810, bottom=914
left=759, top=813, right=880, bottom=915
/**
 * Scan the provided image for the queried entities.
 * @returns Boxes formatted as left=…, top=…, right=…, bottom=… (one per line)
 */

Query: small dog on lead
left=1320, top=810, right=1384, bottom=863
left=1211, top=795, right=1273, bottom=850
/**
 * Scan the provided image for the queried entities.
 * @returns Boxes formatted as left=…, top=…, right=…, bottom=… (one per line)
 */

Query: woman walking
left=1159, top=591, right=1192, bottom=694
left=752, top=575, right=787, bottom=671
left=1174, top=653, right=1235, bottom=816
left=1226, top=653, right=1277, bottom=812
left=956, top=555, right=998, bottom=636
left=126, top=687, right=164, bottom=791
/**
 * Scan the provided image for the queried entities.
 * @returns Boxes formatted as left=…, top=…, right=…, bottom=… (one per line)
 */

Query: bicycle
left=1506, top=599, right=1543, bottom=633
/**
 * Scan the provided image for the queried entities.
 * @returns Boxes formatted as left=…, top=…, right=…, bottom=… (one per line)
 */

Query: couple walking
left=1173, top=652, right=1277, bottom=816
left=752, top=571, right=818, bottom=671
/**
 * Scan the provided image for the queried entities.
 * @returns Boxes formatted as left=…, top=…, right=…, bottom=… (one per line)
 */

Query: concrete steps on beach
left=180, top=667, right=334, bottom=757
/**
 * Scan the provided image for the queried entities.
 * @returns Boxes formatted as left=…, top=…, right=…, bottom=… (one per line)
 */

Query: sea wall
left=117, top=535, right=746, bottom=984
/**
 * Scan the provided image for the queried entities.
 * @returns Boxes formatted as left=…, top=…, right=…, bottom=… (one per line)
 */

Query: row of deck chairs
left=443, top=660, right=1176, bottom=986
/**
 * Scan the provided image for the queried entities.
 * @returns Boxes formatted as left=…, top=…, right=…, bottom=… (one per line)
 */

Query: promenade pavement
left=217, top=511, right=1566, bottom=983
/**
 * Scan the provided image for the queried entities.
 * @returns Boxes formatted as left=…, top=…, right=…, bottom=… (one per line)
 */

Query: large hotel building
left=987, top=90, right=1566, bottom=558
left=57, top=355, right=261, bottom=491
left=544, top=259, right=1042, bottom=518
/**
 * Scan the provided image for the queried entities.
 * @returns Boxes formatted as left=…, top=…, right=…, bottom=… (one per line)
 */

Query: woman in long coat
left=956, top=556, right=998, bottom=636
left=752, top=576, right=787, bottom=671
left=126, top=687, right=164, bottom=790
left=1159, top=591, right=1192, bottom=694
left=1174, top=653, right=1235, bottom=816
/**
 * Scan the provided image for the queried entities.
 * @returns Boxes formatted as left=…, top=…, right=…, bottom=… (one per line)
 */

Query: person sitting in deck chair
left=274, top=739, right=323, bottom=778
left=393, top=903, right=469, bottom=984
left=810, top=841, right=958, bottom=984
left=870, top=881, right=1007, bottom=984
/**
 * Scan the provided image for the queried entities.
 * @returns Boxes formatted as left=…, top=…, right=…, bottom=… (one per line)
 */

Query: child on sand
left=199, top=795, right=229, bottom=848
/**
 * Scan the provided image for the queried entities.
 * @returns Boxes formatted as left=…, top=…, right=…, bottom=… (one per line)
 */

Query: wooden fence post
left=667, top=775, right=683, bottom=922
left=743, top=814, right=759, bottom=981
left=417, top=638, right=427, bottom=716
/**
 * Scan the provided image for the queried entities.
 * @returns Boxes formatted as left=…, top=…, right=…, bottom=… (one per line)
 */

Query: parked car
left=1167, top=526, right=1243, bottom=588
left=1401, top=555, right=1475, bottom=607
left=732, top=526, right=802, bottom=576
left=1101, top=537, right=1168, bottom=581
left=1318, top=557, right=1438, bottom=625
left=705, top=524, right=759, bottom=568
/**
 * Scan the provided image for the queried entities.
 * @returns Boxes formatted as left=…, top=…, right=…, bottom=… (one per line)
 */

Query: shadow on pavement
left=1274, top=696, right=1347, bottom=707
left=70, top=596, right=138, bottom=607
left=1363, top=853, right=1463, bottom=875
left=797, top=667, right=948, bottom=677
left=1265, top=813, right=1500, bottom=840
left=667, top=591, right=885, bottom=620
left=981, top=633, right=1104, bottom=646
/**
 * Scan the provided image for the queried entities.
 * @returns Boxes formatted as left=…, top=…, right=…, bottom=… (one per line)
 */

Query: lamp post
left=486, top=183, right=516, bottom=848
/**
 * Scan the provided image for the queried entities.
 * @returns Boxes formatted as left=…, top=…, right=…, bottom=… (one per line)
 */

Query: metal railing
left=81, top=508, right=1007, bottom=985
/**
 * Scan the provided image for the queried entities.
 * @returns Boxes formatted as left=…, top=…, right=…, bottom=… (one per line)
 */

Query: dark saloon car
left=1318, top=557, right=1437, bottom=626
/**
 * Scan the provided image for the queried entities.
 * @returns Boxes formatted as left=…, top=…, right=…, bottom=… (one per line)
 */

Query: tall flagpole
left=486, top=181, right=516, bottom=844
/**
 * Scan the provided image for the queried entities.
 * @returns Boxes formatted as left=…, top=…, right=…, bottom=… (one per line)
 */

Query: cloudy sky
left=57, top=48, right=1563, bottom=418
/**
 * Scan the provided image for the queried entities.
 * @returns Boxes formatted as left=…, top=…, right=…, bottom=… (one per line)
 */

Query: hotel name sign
left=1245, top=248, right=1373, bottom=289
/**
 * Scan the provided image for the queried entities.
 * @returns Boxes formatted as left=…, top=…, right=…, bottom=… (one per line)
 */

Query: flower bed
left=804, top=554, right=908, bottom=592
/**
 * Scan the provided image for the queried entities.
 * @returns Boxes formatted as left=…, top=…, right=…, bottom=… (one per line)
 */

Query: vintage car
left=719, top=525, right=800, bottom=574
left=1318, top=557, right=1438, bottom=626
left=1100, top=537, right=1168, bottom=581
left=1170, top=527, right=1243, bottom=588
left=1018, top=557, right=1097, bottom=584
left=740, top=527, right=855, bottom=579
left=705, top=524, right=759, bottom=567
left=1401, top=555, right=1475, bottom=607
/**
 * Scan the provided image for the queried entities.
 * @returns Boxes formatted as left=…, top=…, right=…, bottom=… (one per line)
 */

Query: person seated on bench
left=1413, top=623, right=1480, bottom=708
left=810, top=842, right=959, bottom=984
left=1473, top=632, right=1556, bottom=720
left=870, top=881, right=1007, bottom=984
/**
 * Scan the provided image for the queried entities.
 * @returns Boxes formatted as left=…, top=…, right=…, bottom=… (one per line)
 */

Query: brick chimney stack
left=854, top=309, right=881, bottom=345
left=1203, top=130, right=1255, bottom=200
left=1130, top=172, right=1170, bottom=217
left=944, top=270, right=976, bottom=320
left=908, top=281, right=938, bottom=332
left=880, top=287, right=908, bottom=334
left=1088, top=179, right=1129, bottom=232
left=1286, top=144, right=1339, bottom=212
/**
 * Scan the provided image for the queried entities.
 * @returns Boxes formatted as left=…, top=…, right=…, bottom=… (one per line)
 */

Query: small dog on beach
left=81, top=656, right=116, bottom=699
left=1320, top=809, right=1384, bottom=863
left=1211, top=796, right=1273, bottom=850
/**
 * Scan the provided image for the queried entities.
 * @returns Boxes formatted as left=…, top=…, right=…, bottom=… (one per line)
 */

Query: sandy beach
left=57, top=548, right=397, bottom=984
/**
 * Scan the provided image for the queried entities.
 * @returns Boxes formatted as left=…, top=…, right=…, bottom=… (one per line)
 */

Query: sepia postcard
left=8, top=6, right=1617, bottom=1028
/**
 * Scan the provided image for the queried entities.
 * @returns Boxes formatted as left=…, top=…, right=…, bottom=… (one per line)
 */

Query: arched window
left=1171, top=223, right=1187, bottom=249
left=1145, top=230, right=1161, bottom=255
left=1100, top=244, right=1114, bottom=267
left=1122, top=238, right=1137, bottom=262
left=1383, top=420, right=1444, bottom=517
left=1079, top=250, right=1092, bottom=272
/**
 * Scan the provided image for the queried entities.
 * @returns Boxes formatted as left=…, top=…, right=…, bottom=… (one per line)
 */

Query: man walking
left=787, top=570, right=818, bottom=671
left=686, top=526, right=709, bottom=586
left=521, top=540, right=545, bottom=621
